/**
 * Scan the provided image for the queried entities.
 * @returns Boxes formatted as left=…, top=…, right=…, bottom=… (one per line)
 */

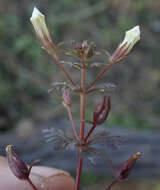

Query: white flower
left=110, top=26, right=140, bottom=63
left=30, top=7, right=55, bottom=54
left=30, top=7, right=49, bottom=39
left=120, top=26, right=140, bottom=51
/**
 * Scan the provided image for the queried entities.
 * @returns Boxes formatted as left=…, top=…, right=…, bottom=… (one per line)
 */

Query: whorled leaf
left=80, top=145, right=103, bottom=165
left=91, top=49, right=111, bottom=58
left=43, top=127, right=124, bottom=165
left=87, top=82, right=117, bottom=93
left=56, top=41, right=68, bottom=49
left=56, top=40, right=76, bottom=50
left=61, top=61, right=82, bottom=70
left=56, top=40, right=82, bottom=58
left=79, top=130, right=124, bottom=164
left=43, top=128, right=78, bottom=151
left=87, top=130, right=124, bottom=149
left=48, top=82, right=80, bottom=94
left=89, top=62, right=106, bottom=69
left=62, top=49, right=82, bottom=58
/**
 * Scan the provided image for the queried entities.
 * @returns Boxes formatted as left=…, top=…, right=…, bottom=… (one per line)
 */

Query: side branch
left=67, top=106, right=80, bottom=141
left=84, top=124, right=96, bottom=143
left=86, top=63, right=113, bottom=91
left=52, top=53, right=77, bottom=86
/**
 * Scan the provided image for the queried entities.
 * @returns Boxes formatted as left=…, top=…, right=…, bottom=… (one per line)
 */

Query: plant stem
left=75, top=150, right=83, bottom=190
left=84, top=124, right=96, bottom=143
left=28, top=160, right=41, bottom=174
left=106, top=179, right=118, bottom=190
left=80, top=67, right=86, bottom=140
left=75, top=57, right=86, bottom=190
left=27, top=178, right=38, bottom=190
left=67, top=106, right=80, bottom=141
left=86, top=63, right=113, bottom=91
left=52, top=53, right=77, bottom=86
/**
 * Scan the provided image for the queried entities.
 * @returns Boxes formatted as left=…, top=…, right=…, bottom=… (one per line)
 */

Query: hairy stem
left=75, top=57, right=86, bottom=190
left=87, top=63, right=113, bottom=91
left=67, top=106, right=80, bottom=141
left=27, top=178, right=38, bottom=190
left=52, top=53, right=77, bottom=86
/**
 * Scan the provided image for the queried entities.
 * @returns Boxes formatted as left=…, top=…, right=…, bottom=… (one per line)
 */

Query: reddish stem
left=106, top=179, right=118, bottom=190
left=67, top=106, right=80, bottom=141
left=80, top=68, right=86, bottom=140
left=27, top=178, right=38, bottom=190
left=84, top=124, right=96, bottom=143
left=52, top=53, right=77, bottom=86
left=87, top=63, right=113, bottom=91
left=75, top=57, right=86, bottom=190
left=108, top=159, right=116, bottom=176
left=75, top=150, right=83, bottom=190
left=28, top=160, right=41, bottom=174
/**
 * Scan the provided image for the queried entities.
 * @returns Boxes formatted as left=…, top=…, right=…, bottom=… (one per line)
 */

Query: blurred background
left=0, top=0, right=160, bottom=189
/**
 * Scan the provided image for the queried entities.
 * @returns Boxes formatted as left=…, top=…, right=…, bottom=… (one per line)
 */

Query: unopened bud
left=85, top=43, right=96, bottom=59
left=110, top=26, right=140, bottom=63
left=93, top=96, right=111, bottom=125
left=75, top=41, right=87, bottom=52
left=30, top=7, right=56, bottom=55
left=94, top=96, right=106, bottom=119
left=6, top=145, right=29, bottom=180
left=62, top=89, right=71, bottom=107
left=75, top=41, right=96, bottom=59
left=116, top=152, right=141, bottom=181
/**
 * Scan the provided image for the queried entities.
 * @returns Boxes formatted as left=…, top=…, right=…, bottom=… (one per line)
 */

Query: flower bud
left=94, top=96, right=106, bottom=120
left=110, top=26, right=140, bottom=63
left=62, top=89, right=71, bottom=107
left=30, top=7, right=56, bottom=54
left=6, top=145, right=29, bottom=180
left=93, top=96, right=111, bottom=125
left=116, top=152, right=141, bottom=181
left=85, top=43, right=96, bottom=59
left=74, top=41, right=96, bottom=59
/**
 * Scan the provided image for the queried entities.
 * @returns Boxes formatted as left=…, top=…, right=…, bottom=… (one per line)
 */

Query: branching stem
left=84, top=124, right=96, bottom=143
left=75, top=56, right=86, bottom=190
left=87, top=63, right=113, bottom=91
left=67, top=106, right=80, bottom=141
left=52, top=53, right=77, bottom=86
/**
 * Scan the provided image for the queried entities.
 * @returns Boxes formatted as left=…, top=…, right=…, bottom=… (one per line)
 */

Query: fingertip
left=43, top=173, right=75, bottom=190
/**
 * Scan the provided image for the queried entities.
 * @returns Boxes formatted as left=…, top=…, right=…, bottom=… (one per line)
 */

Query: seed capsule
left=116, top=152, right=141, bottom=181
left=62, top=89, right=71, bottom=107
left=93, top=96, right=111, bottom=125
left=6, top=145, right=29, bottom=180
